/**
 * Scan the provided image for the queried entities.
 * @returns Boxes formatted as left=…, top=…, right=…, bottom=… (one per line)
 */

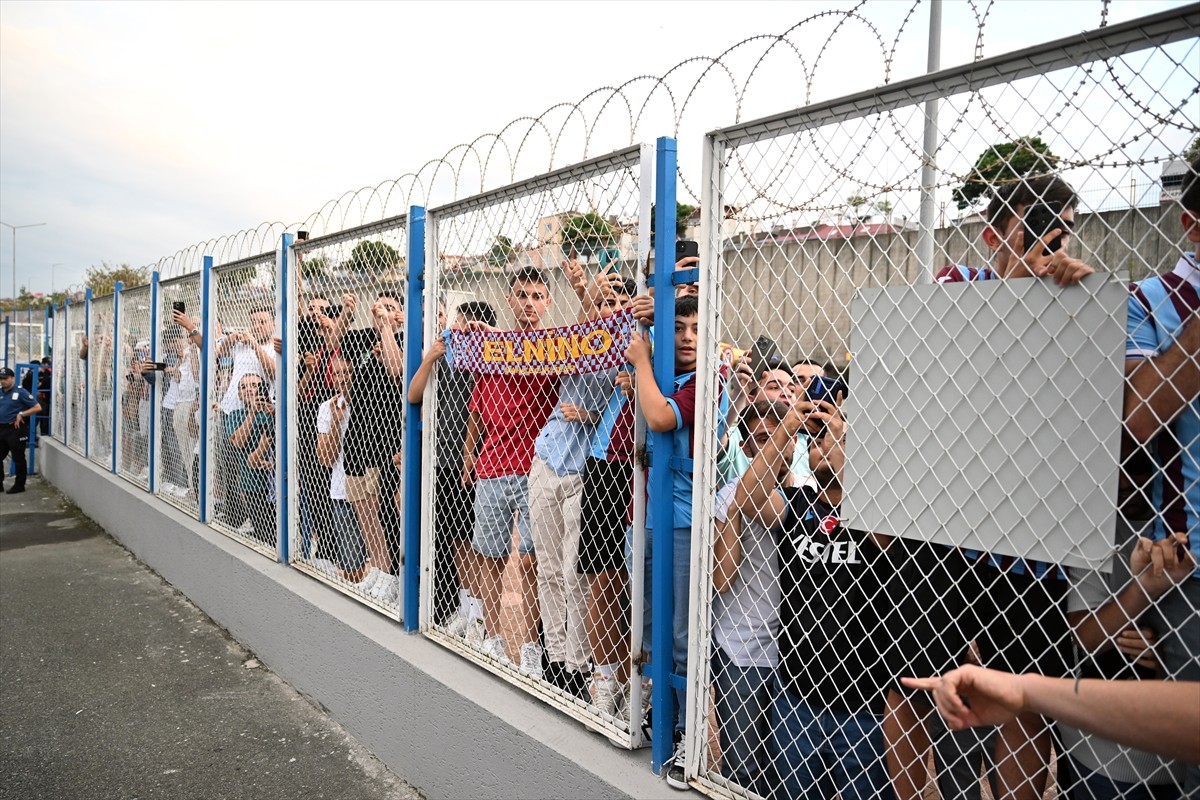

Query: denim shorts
left=472, top=475, right=534, bottom=558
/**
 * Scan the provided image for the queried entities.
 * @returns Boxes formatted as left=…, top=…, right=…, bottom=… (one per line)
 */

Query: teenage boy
left=738, top=394, right=900, bottom=800
left=889, top=174, right=1096, bottom=800
left=711, top=399, right=788, bottom=796
left=528, top=269, right=627, bottom=693
left=408, top=300, right=496, bottom=642
left=462, top=268, right=559, bottom=671
left=575, top=276, right=644, bottom=714
left=341, top=293, right=405, bottom=606
left=624, top=293, right=699, bottom=788
left=1122, top=156, right=1200, bottom=793
left=315, top=355, right=369, bottom=581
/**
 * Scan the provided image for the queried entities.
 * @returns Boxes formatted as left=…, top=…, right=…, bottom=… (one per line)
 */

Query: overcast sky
left=0, top=0, right=1187, bottom=296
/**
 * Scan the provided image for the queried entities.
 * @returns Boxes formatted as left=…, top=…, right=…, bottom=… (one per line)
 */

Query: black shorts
left=434, top=466, right=475, bottom=541
left=576, top=457, right=633, bottom=575
left=969, top=558, right=1070, bottom=677
left=887, top=542, right=976, bottom=696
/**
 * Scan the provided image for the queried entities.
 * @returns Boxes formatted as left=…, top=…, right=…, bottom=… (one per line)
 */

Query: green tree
left=874, top=199, right=894, bottom=221
left=345, top=240, right=400, bottom=275
left=85, top=262, right=150, bottom=297
left=649, top=202, right=698, bottom=242
left=298, top=254, right=330, bottom=281
left=487, top=235, right=515, bottom=268
left=845, top=194, right=872, bottom=224
left=560, top=212, right=618, bottom=258
left=954, top=137, right=1061, bottom=210
left=1184, top=136, right=1200, bottom=163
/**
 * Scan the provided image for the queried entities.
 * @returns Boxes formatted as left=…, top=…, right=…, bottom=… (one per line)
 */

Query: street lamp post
left=51, top=263, right=63, bottom=298
left=0, top=221, right=48, bottom=310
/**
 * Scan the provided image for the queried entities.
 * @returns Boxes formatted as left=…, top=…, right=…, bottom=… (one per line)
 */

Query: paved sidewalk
left=0, top=476, right=421, bottom=800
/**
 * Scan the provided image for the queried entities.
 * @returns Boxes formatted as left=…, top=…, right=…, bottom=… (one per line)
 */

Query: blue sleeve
left=1125, top=288, right=1158, bottom=359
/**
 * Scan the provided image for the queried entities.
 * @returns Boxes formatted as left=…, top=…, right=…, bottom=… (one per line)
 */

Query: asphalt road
left=0, top=476, right=421, bottom=800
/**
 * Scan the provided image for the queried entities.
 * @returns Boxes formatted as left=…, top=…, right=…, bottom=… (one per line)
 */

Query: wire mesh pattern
left=685, top=17, right=1199, bottom=800
left=34, top=4, right=1200, bottom=794
left=116, top=284, right=153, bottom=489
left=67, top=301, right=86, bottom=454
left=420, top=144, right=652, bottom=744
left=208, top=255, right=280, bottom=556
left=287, top=217, right=410, bottom=613
left=154, top=275, right=202, bottom=515
left=52, top=307, right=66, bottom=441
left=87, top=294, right=115, bottom=469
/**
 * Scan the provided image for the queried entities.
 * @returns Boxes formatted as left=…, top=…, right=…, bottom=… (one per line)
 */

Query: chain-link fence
left=52, top=305, right=66, bottom=441
left=35, top=3, right=1200, bottom=796
left=66, top=298, right=87, bottom=454
left=155, top=274, right=202, bottom=515
left=286, top=216, right=410, bottom=615
left=116, top=283, right=153, bottom=489
left=420, top=144, right=654, bottom=744
left=87, top=294, right=115, bottom=469
left=207, top=253, right=281, bottom=557
left=681, top=10, right=1199, bottom=800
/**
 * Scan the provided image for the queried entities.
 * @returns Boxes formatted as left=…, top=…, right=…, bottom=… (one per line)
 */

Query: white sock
left=596, top=662, right=617, bottom=679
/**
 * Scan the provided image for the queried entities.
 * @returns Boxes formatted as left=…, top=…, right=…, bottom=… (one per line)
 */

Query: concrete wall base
left=39, top=440, right=672, bottom=800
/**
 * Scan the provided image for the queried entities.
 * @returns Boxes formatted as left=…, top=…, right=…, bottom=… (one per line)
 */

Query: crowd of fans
left=22, top=159, right=1197, bottom=799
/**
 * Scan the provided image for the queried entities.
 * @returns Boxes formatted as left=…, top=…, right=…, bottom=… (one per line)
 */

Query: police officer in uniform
left=0, top=367, right=41, bottom=494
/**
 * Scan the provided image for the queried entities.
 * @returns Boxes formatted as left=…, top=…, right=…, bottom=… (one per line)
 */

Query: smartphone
left=297, top=230, right=309, bottom=241
left=327, top=303, right=344, bottom=319
left=1023, top=203, right=1065, bottom=257
left=172, top=301, right=186, bottom=315
left=151, top=362, right=169, bottom=371
left=806, top=375, right=848, bottom=406
left=747, top=335, right=783, bottom=378
left=676, top=240, right=699, bottom=262
left=598, top=247, right=621, bottom=274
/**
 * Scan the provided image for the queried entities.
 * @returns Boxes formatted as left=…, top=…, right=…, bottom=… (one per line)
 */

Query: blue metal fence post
left=44, top=304, right=51, bottom=359
left=61, top=300, right=69, bottom=445
left=649, top=136, right=679, bottom=774
left=403, top=206, right=426, bottom=631
left=199, top=256, right=213, bottom=523
left=148, top=271, right=160, bottom=494
left=84, top=288, right=92, bottom=457
left=25, top=363, right=39, bottom=475
left=277, top=234, right=292, bottom=564
left=111, top=281, right=123, bottom=474
left=2, top=316, right=8, bottom=369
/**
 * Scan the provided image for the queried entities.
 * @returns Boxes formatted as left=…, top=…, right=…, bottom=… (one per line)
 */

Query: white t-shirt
left=219, top=341, right=277, bottom=413
left=162, top=347, right=198, bottom=410
left=712, top=479, right=780, bottom=669
left=316, top=396, right=351, bottom=501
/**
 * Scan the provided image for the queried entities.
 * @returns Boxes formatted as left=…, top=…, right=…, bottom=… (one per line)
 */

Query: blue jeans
left=712, top=645, right=776, bottom=795
left=772, top=687, right=894, bottom=800
left=628, top=524, right=691, bottom=733
left=329, top=499, right=367, bottom=571
left=1153, top=578, right=1200, bottom=794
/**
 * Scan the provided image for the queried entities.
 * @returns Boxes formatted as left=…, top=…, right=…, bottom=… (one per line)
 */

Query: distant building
left=1161, top=159, right=1189, bottom=205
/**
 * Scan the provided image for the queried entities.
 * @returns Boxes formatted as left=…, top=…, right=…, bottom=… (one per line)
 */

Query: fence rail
left=22, top=4, right=1200, bottom=798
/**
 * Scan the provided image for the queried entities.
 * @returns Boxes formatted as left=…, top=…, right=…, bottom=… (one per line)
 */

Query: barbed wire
left=120, top=0, right=1195, bottom=281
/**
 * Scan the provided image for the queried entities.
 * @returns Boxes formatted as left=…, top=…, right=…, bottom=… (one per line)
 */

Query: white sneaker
left=370, top=574, right=399, bottom=605
left=518, top=642, right=543, bottom=681
left=444, top=613, right=470, bottom=638
left=464, top=619, right=486, bottom=650
left=236, top=521, right=254, bottom=536
left=590, top=672, right=623, bottom=716
left=357, top=567, right=384, bottom=593
left=482, top=636, right=511, bottom=666
left=309, top=558, right=338, bottom=577
left=137, top=467, right=149, bottom=482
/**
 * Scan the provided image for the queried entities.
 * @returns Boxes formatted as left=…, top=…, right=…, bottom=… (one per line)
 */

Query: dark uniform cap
left=0, top=368, right=15, bottom=379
